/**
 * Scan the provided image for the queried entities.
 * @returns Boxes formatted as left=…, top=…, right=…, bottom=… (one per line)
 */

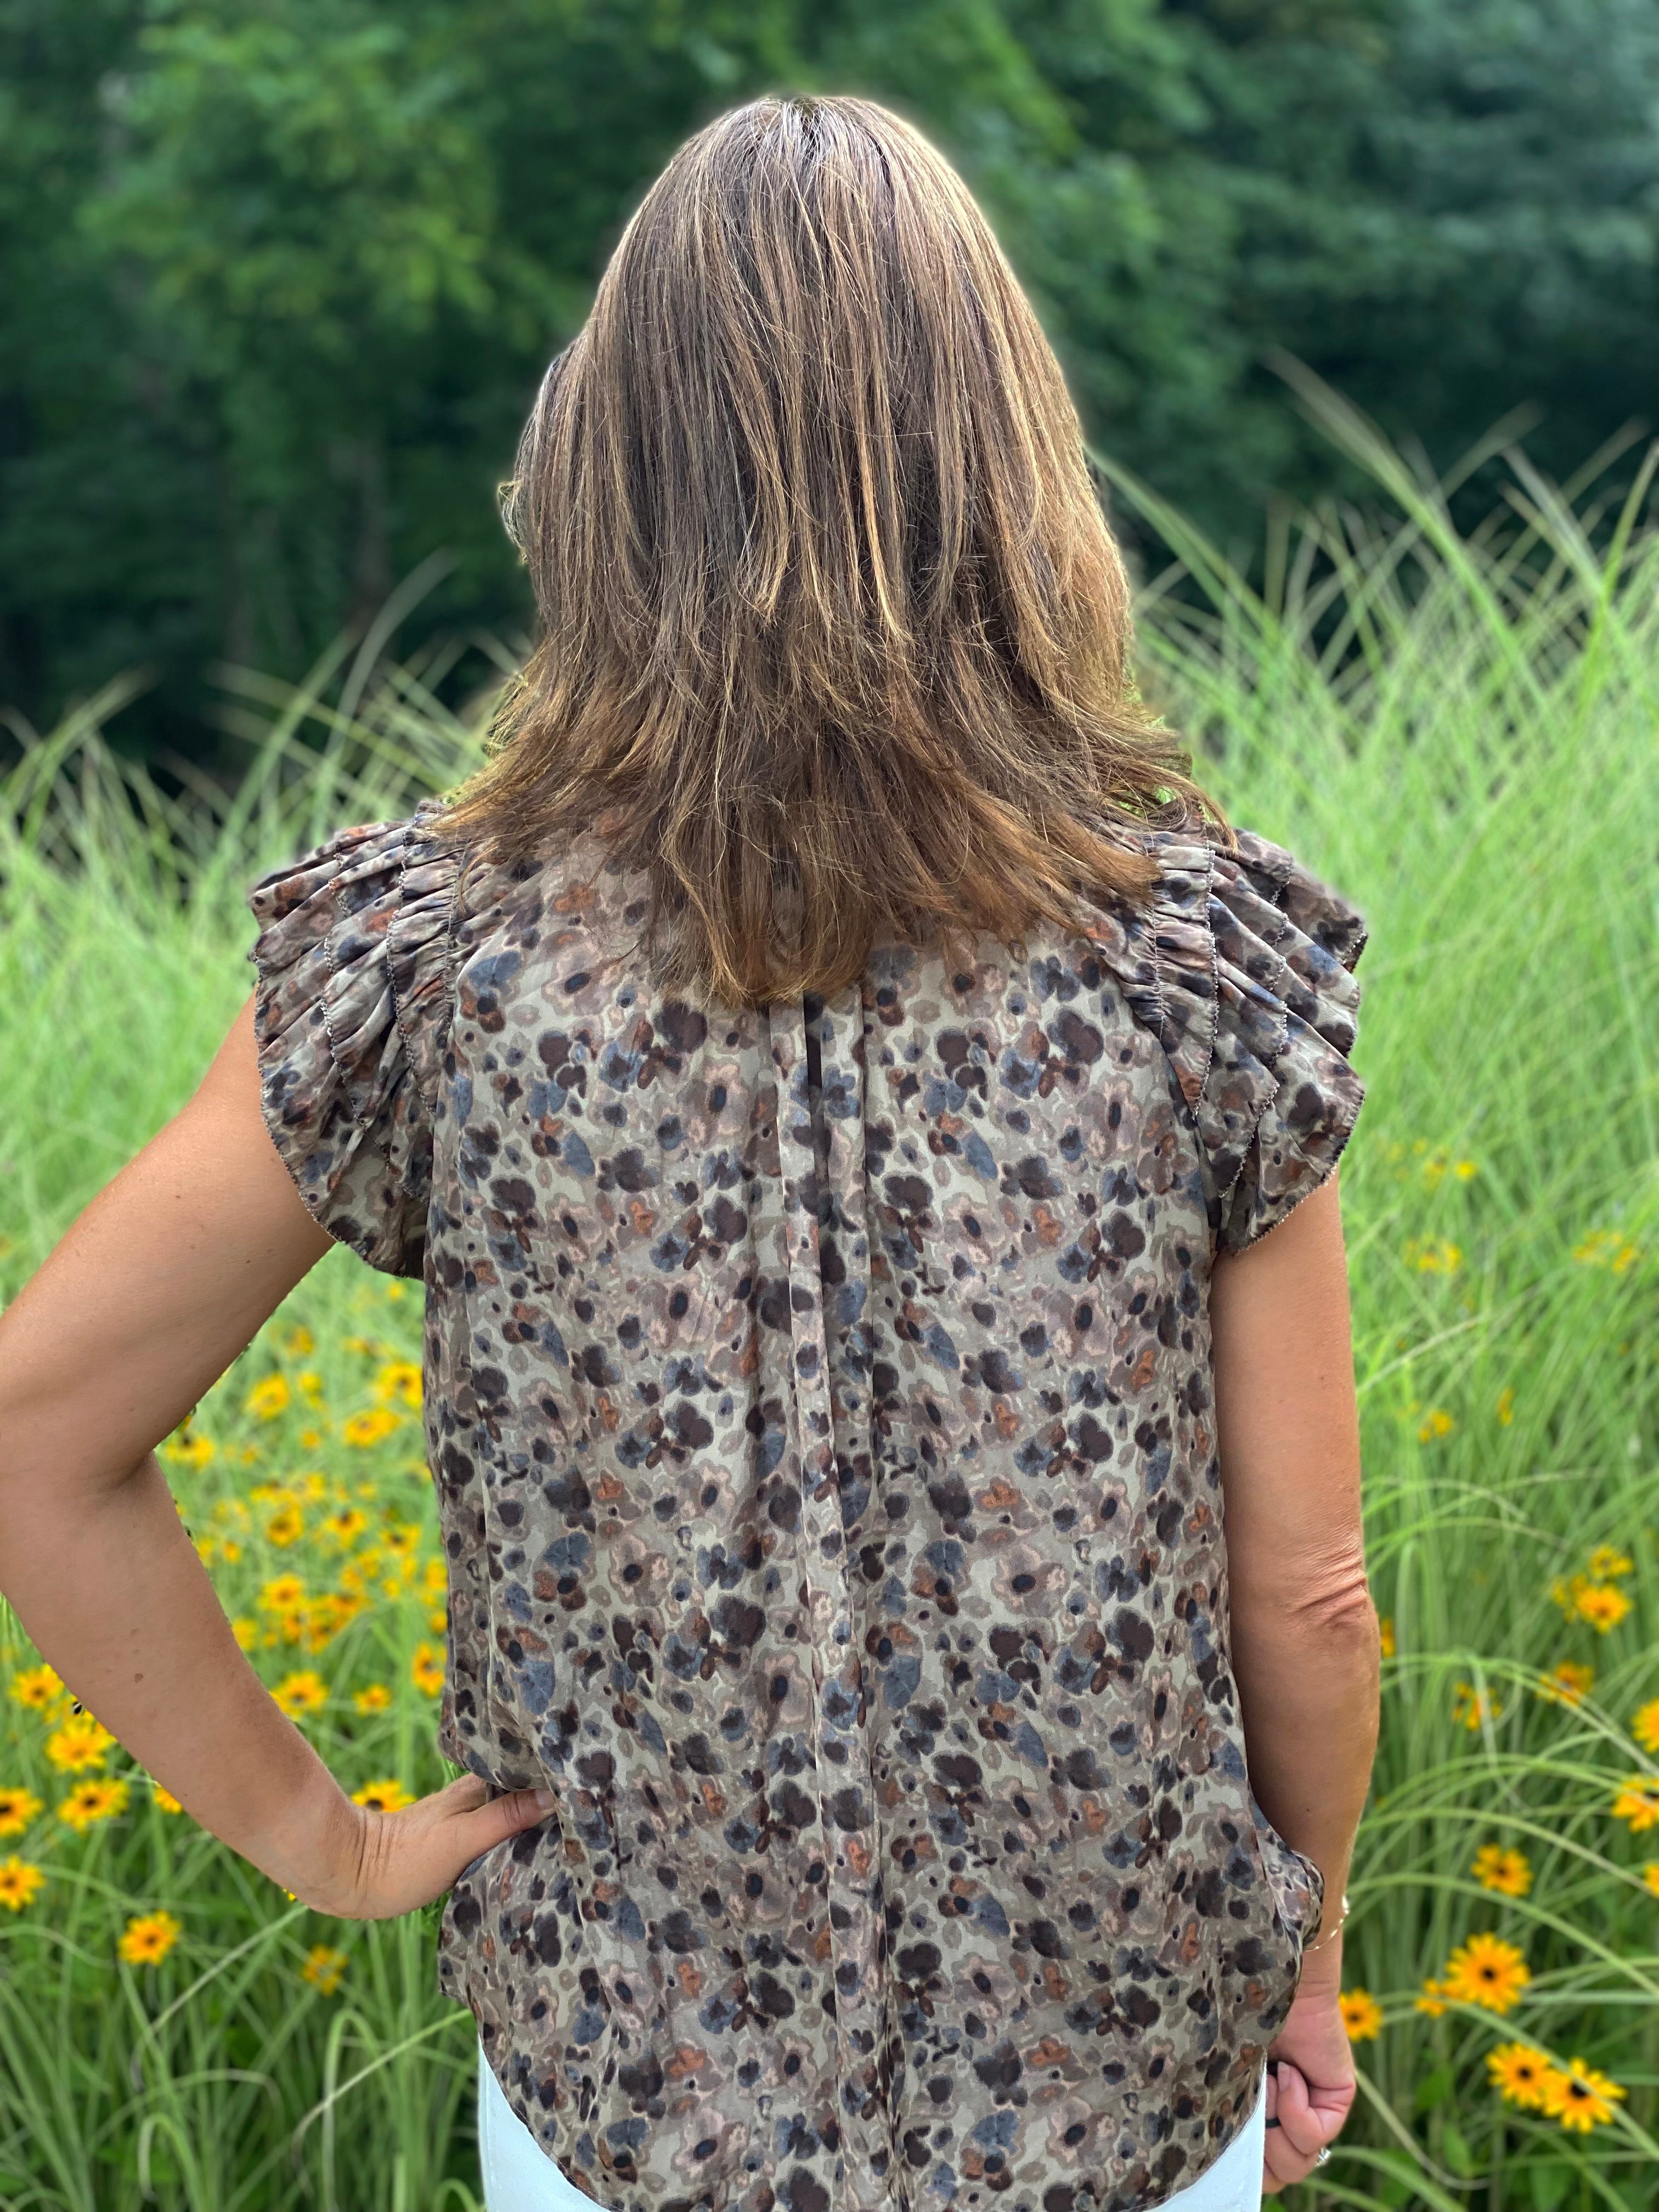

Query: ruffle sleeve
left=1141, top=826, right=1368, bottom=1255
left=245, top=799, right=460, bottom=1278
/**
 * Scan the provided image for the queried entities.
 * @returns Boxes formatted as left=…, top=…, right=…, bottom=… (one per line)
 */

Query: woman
left=0, top=94, right=1378, bottom=2212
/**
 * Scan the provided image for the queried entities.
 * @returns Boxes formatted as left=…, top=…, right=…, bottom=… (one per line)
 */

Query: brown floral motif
left=247, top=801, right=1365, bottom=2212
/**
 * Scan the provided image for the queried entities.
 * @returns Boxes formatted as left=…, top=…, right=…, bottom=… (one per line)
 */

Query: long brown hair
left=434, top=93, right=1224, bottom=1007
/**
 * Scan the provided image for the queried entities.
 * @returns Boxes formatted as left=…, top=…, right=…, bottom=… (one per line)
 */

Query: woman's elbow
left=1284, top=1553, right=1379, bottom=1657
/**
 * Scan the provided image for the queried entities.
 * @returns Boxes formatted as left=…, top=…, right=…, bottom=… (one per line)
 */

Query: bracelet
left=1301, top=1892, right=1351, bottom=1955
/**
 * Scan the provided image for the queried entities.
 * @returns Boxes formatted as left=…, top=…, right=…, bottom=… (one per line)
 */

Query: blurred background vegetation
left=3, top=0, right=1657, bottom=769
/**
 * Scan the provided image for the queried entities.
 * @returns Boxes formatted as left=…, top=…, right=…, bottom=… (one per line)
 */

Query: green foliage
left=2, top=0, right=1657, bottom=761
left=2, top=402, right=1657, bottom=2204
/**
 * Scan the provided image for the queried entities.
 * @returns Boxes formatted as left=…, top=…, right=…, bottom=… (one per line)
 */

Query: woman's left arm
left=0, top=995, right=549, bottom=1916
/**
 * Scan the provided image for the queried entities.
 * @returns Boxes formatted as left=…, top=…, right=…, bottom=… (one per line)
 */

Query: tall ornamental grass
left=1, top=403, right=1655, bottom=2209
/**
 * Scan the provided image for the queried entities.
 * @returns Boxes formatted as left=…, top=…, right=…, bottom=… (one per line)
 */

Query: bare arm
left=1210, top=1169, right=1380, bottom=2186
left=0, top=994, right=547, bottom=1914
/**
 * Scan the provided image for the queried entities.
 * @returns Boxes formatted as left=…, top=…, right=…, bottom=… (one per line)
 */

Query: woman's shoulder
left=1118, top=817, right=1370, bottom=1253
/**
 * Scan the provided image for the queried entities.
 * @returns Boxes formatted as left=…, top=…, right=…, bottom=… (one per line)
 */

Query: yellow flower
left=411, top=1644, right=445, bottom=1698
left=1452, top=1681, right=1501, bottom=1732
left=353, top=1683, right=392, bottom=1713
left=1414, top=1978, right=1448, bottom=2018
left=1472, top=1844, right=1532, bottom=1898
left=324, top=1508, right=368, bottom=1545
left=1540, top=2057, right=1626, bottom=2133
left=1338, top=1989, right=1383, bottom=2041
left=259, top=1574, right=306, bottom=1614
left=375, top=1361, right=422, bottom=1410
left=385, top=1282, right=406, bottom=1301
left=1550, top=1571, right=1587, bottom=1616
left=342, top=1336, right=387, bottom=1358
left=342, top=1409, right=401, bottom=1448
left=1404, top=1237, right=1462, bottom=1274
left=0, top=1787, right=43, bottom=1838
left=1630, top=1699, right=1659, bottom=1754
left=1643, top=1864, right=1659, bottom=1899
left=272, top=1671, right=329, bottom=1720
left=245, top=1374, right=291, bottom=1421
left=1573, top=1228, right=1643, bottom=1274
left=231, top=1617, right=259, bottom=1651
left=301, top=1942, right=349, bottom=1995
left=1441, top=1933, right=1530, bottom=2015
left=383, top=1521, right=421, bottom=1556
left=1375, top=1615, right=1396, bottom=1660
left=300, top=1428, right=323, bottom=1450
left=297, top=1371, right=325, bottom=1406
left=427, top=1606, right=448, bottom=1633
left=1612, top=1775, right=1659, bottom=1832
left=266, top=1504, right=305, bottom=1548
left=1453, top=1158, right=1477, bottom=1180
left=57, top=1778, right=129, bottom=1832
left=351, top=1778, right=413, bottom=1812
left=1417, top=1408, right=1455, bottom=1442
left=9, top=1663, right=66, bottom=1714
left=46, top=1715, right=117, bottom=1774
left=119, top=1909, right=182, bottom=1966
left=0, top=1856, right=47, bottom=1911
left=1487, top=2044, right=1555, bottom=2111
left=151, top=1784, right=183, bottom=1815
left=1495, top=1386, right=1515, bottom=1426
left=162, top=1431, right=215, bottom=1470
left=1588, top=1547, right=1633, bottom=1580
left=1576, top=1582, right=1630, bottom=1633
left=1537, top=1661, right=1594, bottom=1706
left=281, top=1324, right=315, bottom=1358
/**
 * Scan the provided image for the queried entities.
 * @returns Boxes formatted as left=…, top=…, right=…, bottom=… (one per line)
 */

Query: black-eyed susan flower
left=1572, top=1229, right=1642, bottom=1274
left=1452, top=1682, right=1501, bottom=1731
left=1632, top=1699, right=1659, bottom=1754
left=231, top=1617, right=259, bottom=1651
left=351, top=1778, right=413, bottom=1812
left=1588, top=1546, right=1633, bottom=1580
left=118, top=1910, right=181, bottom=1966
left=245, top=1374, right=290, bottom=1421
left=1537, top=1661, right=1594, bottom=1706
left=342, top=1409, right=400, bottom=1448
left=281, top=1324, right=314, bottom=1358
left=46, top=1714, right=117, bottom=1774
left=1414, top=1979, right=1448, bottom=2018
left=1486, top=2044, right=1554, bottom=2110
left=1576, top=1583, right=1630, bottom=1634
left=9, top=1663, right=66, bottom=1715
left=382, top=1521, right=421, bottom=1557
left=324, top=1508, right=369, bottom=1545
left=1404, top=1237, right=1462, bottom=1274
left=1645, top=1865, right=1659, bottom=1899
left=150, top=1783, right=183, bottom=1815
left=0, top=1856, right=46, bottom=1911
left=162, top=1430, right=215, bottom=1471
left=1612, top=1776, right=1659, bottom=1832
left=0, top=1787, right=43, bottom=1838
left=301, top=1943, right=349, bottom=1995
left=272, top=1671, right=329, bottom=1720
left=266, top=1504, right=304, bottom=1548
left=1417, top=1408, right=1455, bottom=1443
left=343, top=1335, right=388, bottom=1358
left=58, top=1778, right=129, bottom=1832
left=375, top=1361, right=422, bottom=1410
left=1540, top=2057, right=1625, bottom=2132
left=1377, top=1617, right=1396, bottom=1660
left=1441, top=1934, right=1530, bottom=2014
left=411, top=1645, right=444, bottom=1698
left=1338, top=1990, right=1383, bottom=2041
left=300, top=1427, right=324, bottom=1451
left=353, top=1684, right=392, bottom=1714
left=1495, top=1386, right=1515, bottom=1425
left=1472, top=1844, right=1532, bottom=1898
left=259, top=1574, right=307, bottom=1615
left=297, top=1372, right=325, bottom=1406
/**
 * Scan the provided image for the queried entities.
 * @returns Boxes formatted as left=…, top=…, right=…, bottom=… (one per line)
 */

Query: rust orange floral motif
left=247, top=805, right=1367, bottom=2212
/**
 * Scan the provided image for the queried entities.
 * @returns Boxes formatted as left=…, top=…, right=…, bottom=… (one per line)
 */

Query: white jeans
left=477, top=2041, right=1266, bottom=2211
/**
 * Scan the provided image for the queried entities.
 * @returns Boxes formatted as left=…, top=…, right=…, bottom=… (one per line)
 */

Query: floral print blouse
left=246, top=803, right=1366, bottom=2212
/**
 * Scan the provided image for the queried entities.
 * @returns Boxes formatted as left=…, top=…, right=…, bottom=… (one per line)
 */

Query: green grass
left=1, top=397, right=1656, bottom=2209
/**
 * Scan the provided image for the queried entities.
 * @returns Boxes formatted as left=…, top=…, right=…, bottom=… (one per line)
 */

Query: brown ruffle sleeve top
left=246, top=804, right=1366, bottom=2212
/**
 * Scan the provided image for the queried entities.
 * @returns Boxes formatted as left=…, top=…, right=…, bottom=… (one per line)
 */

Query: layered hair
left=435, top=93, right=1224, bottom=1007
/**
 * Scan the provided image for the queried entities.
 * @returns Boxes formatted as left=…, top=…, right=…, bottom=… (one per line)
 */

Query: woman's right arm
left=1210, top=1167, right=1381, bottom=2192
